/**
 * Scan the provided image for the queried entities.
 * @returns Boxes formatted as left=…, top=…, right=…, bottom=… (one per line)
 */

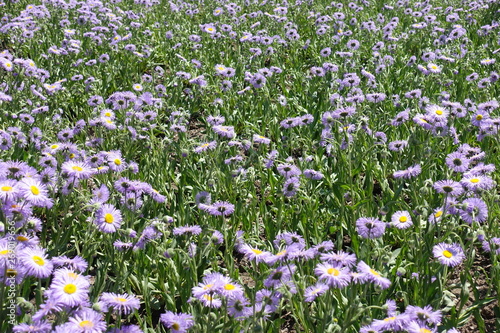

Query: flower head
left=432, top=242, right=465, bottom=267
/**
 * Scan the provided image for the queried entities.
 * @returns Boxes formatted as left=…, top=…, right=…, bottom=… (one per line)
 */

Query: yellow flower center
left=224, top=284, right=235, bottom=290
left=442, top=250, right=453, bottom=258
left=64, top=283, right=77, bottom=294
left=172, top=323, right=180, bottom=330
left=114, top=159, right=121, bottom=165
left=0, top=249, right=10, bottom=255
left=104, top=213, right=114, bottom=224
left=17, top=236, right=28, bottom=241
left=327, top=268, right=340, bottom=276
left=470, top=178, right=479, bottom=183
left=116, top=297, right=127, bottom=302
left=476, top=115, right=483, bottom=120
left=435, top=110, right=443, bottom=115
left=435, top=211, right=443, bottom=218
left=1, top=186, right=12, bottom=192
left=384, top=316, right=396, bottom=322
left=370, top=269, right=380, bottom=277
left=32, top=255, right=45, bottom=266
left=251, top=249, right=262, bottom=255
left=399, top=216, right=407, bottom=222
left=79, top=320, right=94, bottom=328
left=105, top=112, right=111, bottom=117
left=72, top=166, right=83, bottom=172
left=30, top=186, right=40, bottom=195
left=50, top=144, right=59, bottom=149
left=420, top=329, right=431, bottom=333
left=203, top=284, right=213, bottom=290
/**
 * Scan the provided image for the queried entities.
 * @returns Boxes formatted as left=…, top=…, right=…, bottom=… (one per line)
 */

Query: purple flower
left=314, top=262, right=351, bottom=288
left=212, top=125, right=235, bottom=138
left=204, top=201, right=235, bottom=217
left=48, top=269, right=90, bottom=307
left=304, top=283, right=329, bottom=302
left=388, top=140, right=408, bottom=152
left=356, top=261, right=391, bottom=289
left=346, top=39, right=360, bottom=50
left=460, top=175, right=495, bottom=192
left=94, top=204, right=122, bottom=233
left=432, top=242, right=465, bottom=267
left=356, top=217, right=386, bottom=239
left=303, top=169, right=324, bottom=180
left=238, top=244, right=273, bottom=263
left=390, top=211, right=413, bottom=229
left=433, top=180, right=463, bottom=196
left=277, top=163, right=301, bottom=178
left=173, top=225, right=203, bottom=236
left=249, top=73, right=266, bottom=88
left=445, top=152, right=470, bottom=173
left=459, top=198, right=488, bottom=224
left=282, top=177, right=300, bottom=197
left=18, top=247, right=53, bottom=278
left=393, top=164, right=421, bottom=179
left=405, top=305, right=442, bottom=326
left=194, top=141, right=217, bottom=153
left=253, top=134, right=271, bottom=145
left=160, top=311, right=194, bottom=333
left=264, top=265, right=295, bottom=288
left=100, top=292, right=140, bottom=315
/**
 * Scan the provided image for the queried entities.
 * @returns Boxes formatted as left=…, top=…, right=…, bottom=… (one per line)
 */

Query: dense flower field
left=0, top=0, right=499, bottom=331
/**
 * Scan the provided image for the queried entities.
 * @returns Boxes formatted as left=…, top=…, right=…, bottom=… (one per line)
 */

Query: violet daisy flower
left=282, top=177, right=300, bottom=197
left=264, top=265, right=295, bottom=289
left=390, top=211, right=413, bottom=229
left=433, top=180, right=464, bottom=196
left=94, top=204, right=123, bottom=233
left=371, top=314, right=411, bottom=332
left=356, top=217, right=386, bottom=239
left=393, top=164, right=421, bottom=179
left=320, top=251, right=357, bottom=267
left=460, top=175, right=495, bottom=192
left=238, top=244, right=273, bottom=263
left=61, top=161, right=94, bottom=180
left=194, top=141, right=217, bottom=153
left=253, top=134, right=271, bottom=145
left=303, top=169, right=324, bottom=180
left=277, top=163, right=301, bottom=178
left=172, top=225, right=203, bottom=236
left=18, top=178, right=53, bottom=208
left=0, top=179, right=19, bottom=201
left=48, top=271, right=90, bottom=307
left=357, top=261, right=391, bottom=289
left=212, top=125, right=235, bottom=139
left=445, top=152, right=470, bottom=173
left=304, top=282, right=329, bottom=302
left=432, top=242, right=465, bottom=267
left=204, top=201, right=235, bottom=217
left=18, top=246, right=53, bottom=278
left=459, top=198, right=488, bottom=224
left=405, top=305, right=442, bottom=326
left=160, top=311, right=194, bottom=333
left=195, top=191, right=211, bottom=206
left=100, top=292, right=140, bottom=315
left=68, top=308, right=107, bottom=332
left=314, top=263, right=351, bottom=288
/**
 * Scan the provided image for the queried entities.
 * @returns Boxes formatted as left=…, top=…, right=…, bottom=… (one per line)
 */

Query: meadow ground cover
left=0, top=0, right=499, bottom=331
